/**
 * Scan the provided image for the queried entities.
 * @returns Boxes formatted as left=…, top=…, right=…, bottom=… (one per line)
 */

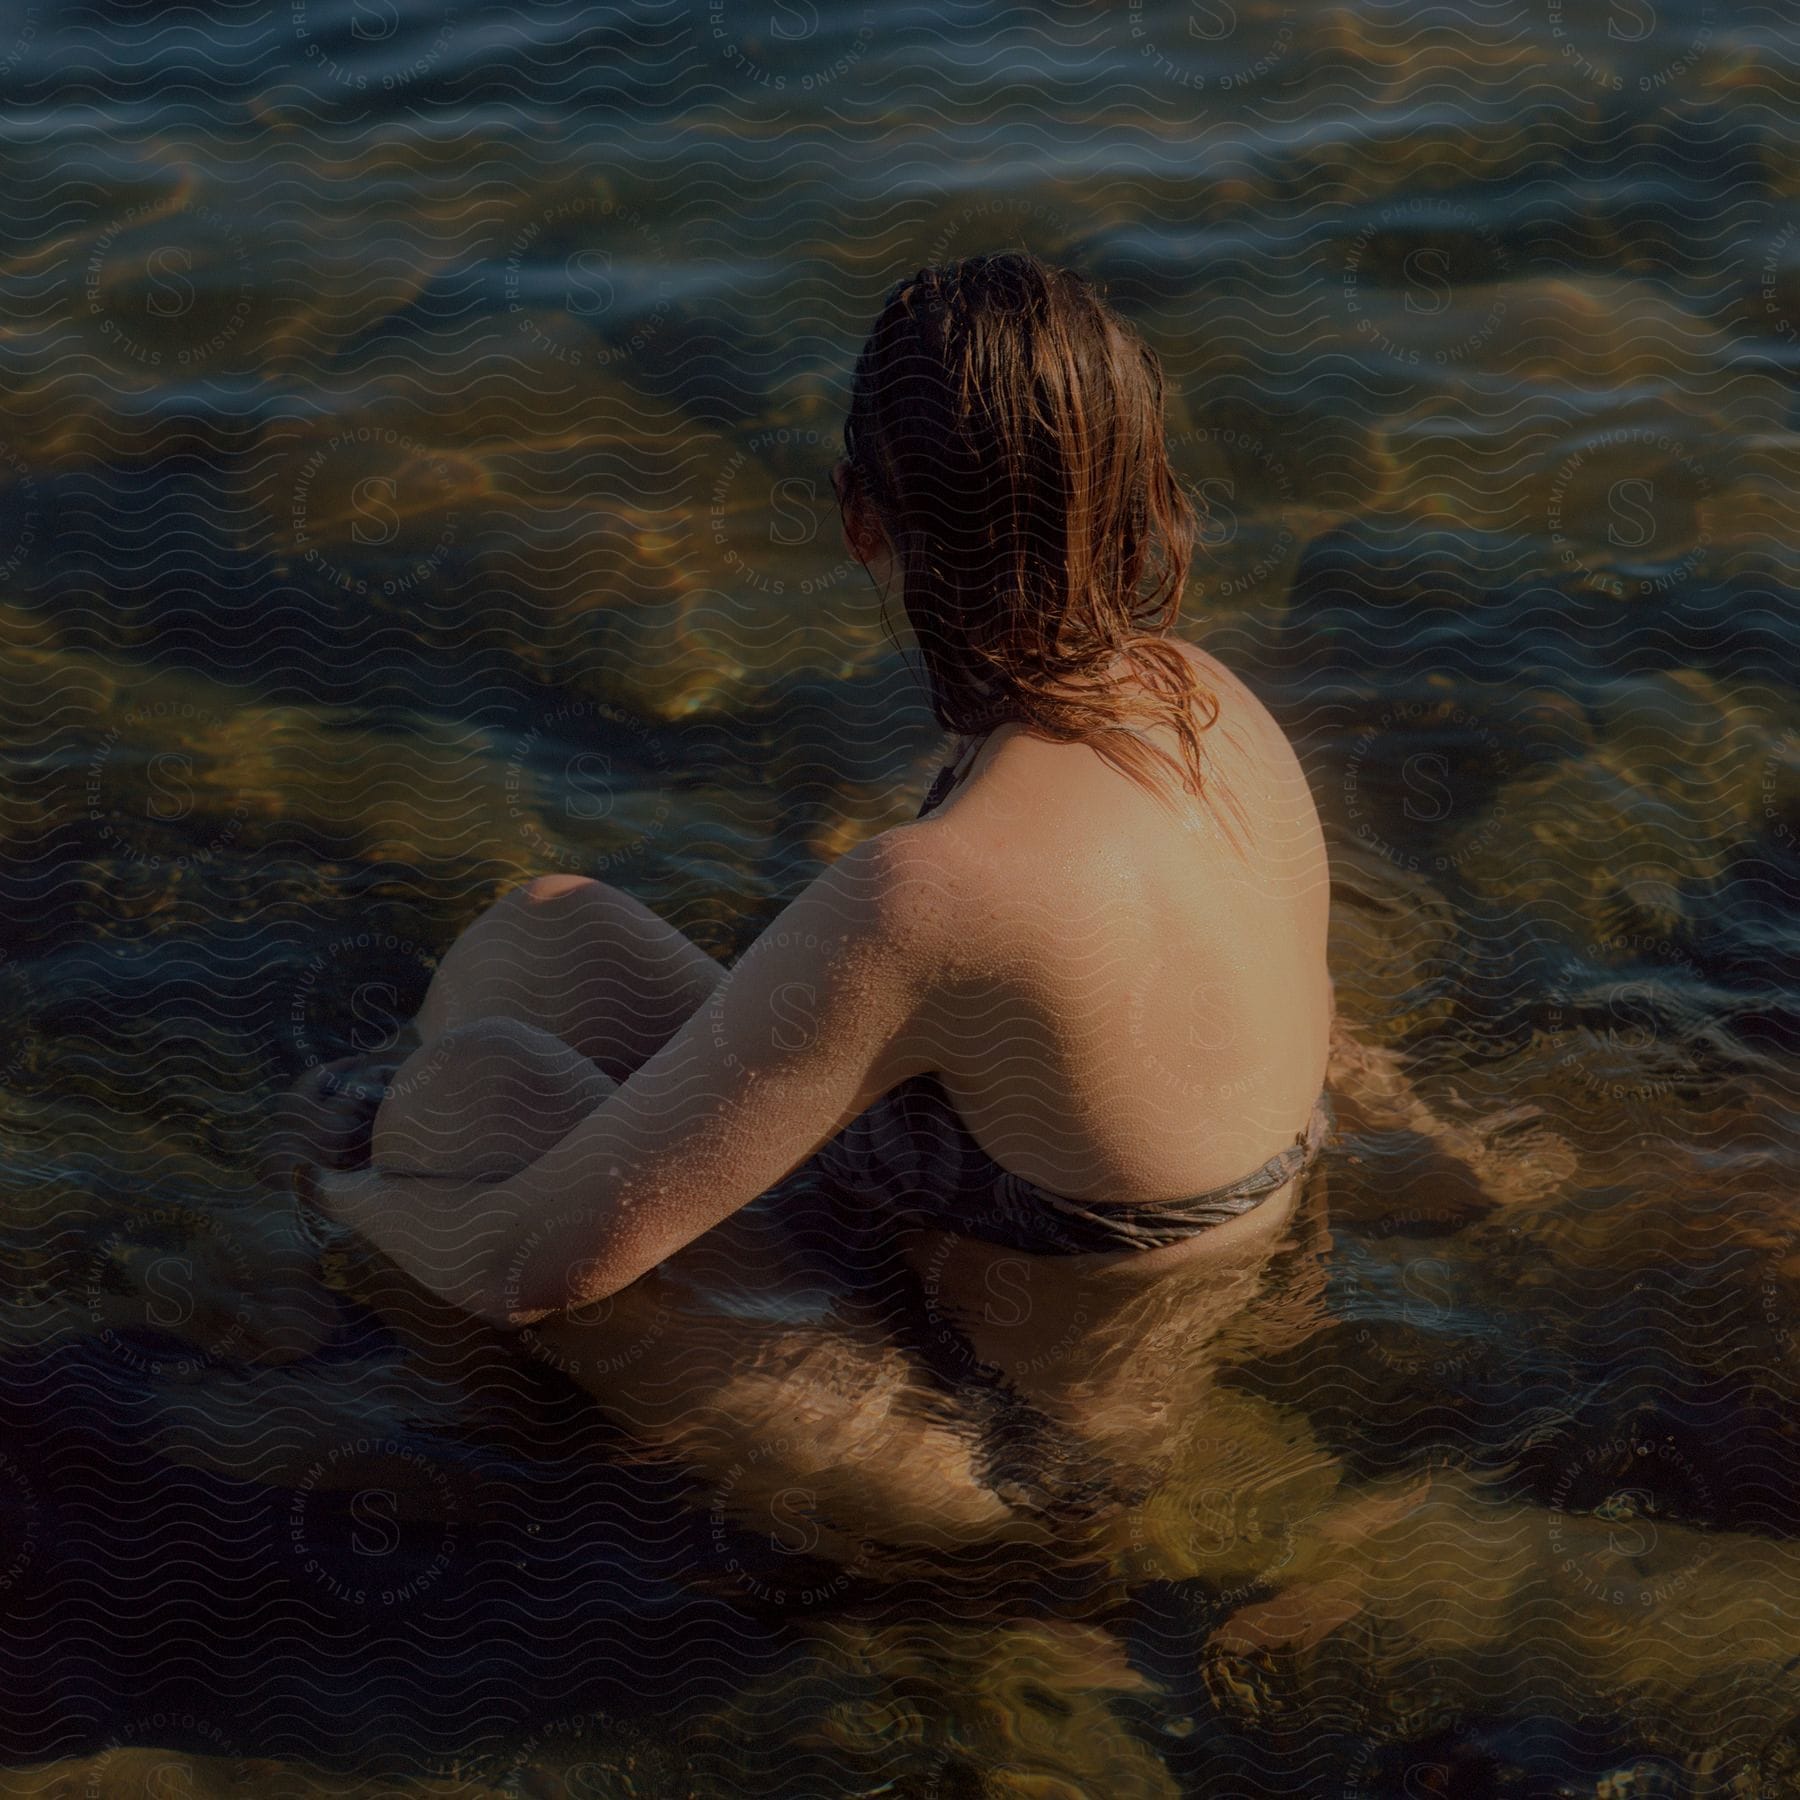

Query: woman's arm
left=308, top=830, right=948, bottom=1329
left=302, top=1163, right=524, bottom=1321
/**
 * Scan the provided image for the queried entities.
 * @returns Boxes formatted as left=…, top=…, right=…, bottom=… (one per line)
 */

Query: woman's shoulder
left=890, top=635, right=1302, bottom=856
left=1165, top=636, right=1277, bottom=735
left=1168, top=636, right=1313, bottom=802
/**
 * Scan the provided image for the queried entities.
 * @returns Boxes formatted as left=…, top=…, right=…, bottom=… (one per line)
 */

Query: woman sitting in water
left=289, top=251, right=1334, bottom=1394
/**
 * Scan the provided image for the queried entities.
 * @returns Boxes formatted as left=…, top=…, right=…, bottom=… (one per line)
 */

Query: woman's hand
left=260, top=1051, right=411, bottom=1188
left=292, top=1159, right=525, bottom=1326
left=302, top=1161, right=500, bottom=1224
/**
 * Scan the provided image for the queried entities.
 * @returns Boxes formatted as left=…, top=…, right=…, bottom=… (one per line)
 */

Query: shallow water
left=1, top=0, right=1798, bottom=1792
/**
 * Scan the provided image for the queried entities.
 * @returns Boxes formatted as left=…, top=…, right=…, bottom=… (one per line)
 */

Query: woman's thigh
left=416, top=875, right=724, bottom=1081
left=266, top=878, right=722, bottom=1174
left=519, top=1288, right=1036, bottom=1553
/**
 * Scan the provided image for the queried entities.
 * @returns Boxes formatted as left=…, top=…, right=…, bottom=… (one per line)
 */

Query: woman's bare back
left=896, top=638, right=1333, bottom=1210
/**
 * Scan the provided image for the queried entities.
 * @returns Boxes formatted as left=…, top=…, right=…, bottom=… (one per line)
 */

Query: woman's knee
left=514, top=867, right=612, bottom=900
left=510, top=873, right=616, bottom=911
left=485, top=875, right=675, bottom=968
left=420, top=874, right=720, bottom=1076
left=492, top=874, right=723, bottom=1018
left=417, top=879, right=621, bottom=1039
left=483, top=875, right=622, bottom=948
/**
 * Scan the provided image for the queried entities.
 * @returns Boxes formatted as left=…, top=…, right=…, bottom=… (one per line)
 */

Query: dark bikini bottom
left=807, top=1074, right=1335, bottom=1256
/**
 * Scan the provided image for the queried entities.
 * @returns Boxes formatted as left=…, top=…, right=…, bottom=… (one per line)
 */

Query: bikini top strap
left=945, top=730, right=987, bottom=782
left=918, top=730, right=992, bottom=818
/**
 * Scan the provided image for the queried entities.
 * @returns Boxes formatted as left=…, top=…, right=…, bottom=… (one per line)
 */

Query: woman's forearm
left=304, top=1163, right=527, bottom=1326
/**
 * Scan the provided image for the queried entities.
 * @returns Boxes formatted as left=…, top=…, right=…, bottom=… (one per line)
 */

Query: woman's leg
left=266, top=876, right=722, bottom=1176
left=370, top=1014, right=617, bottom=1179
left=273, top=881, right=1032, bottom=1550
left=524, top=1303, right=1040, bottom=1553
left=414, top=874, right=724, bottom=1080
left=354, top=1015, right=1029, bottom=1552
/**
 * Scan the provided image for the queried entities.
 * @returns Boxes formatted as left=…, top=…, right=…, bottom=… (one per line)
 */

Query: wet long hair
left=838, top=251, right=1227, bottom=823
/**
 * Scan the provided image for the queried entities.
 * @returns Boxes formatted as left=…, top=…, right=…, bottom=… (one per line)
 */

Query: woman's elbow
left=466, top=1250, right=631, bottom=1331
left=466, top=1290, right=557, bottom=1331
left=463, top=1262, right=568, bottom=1330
